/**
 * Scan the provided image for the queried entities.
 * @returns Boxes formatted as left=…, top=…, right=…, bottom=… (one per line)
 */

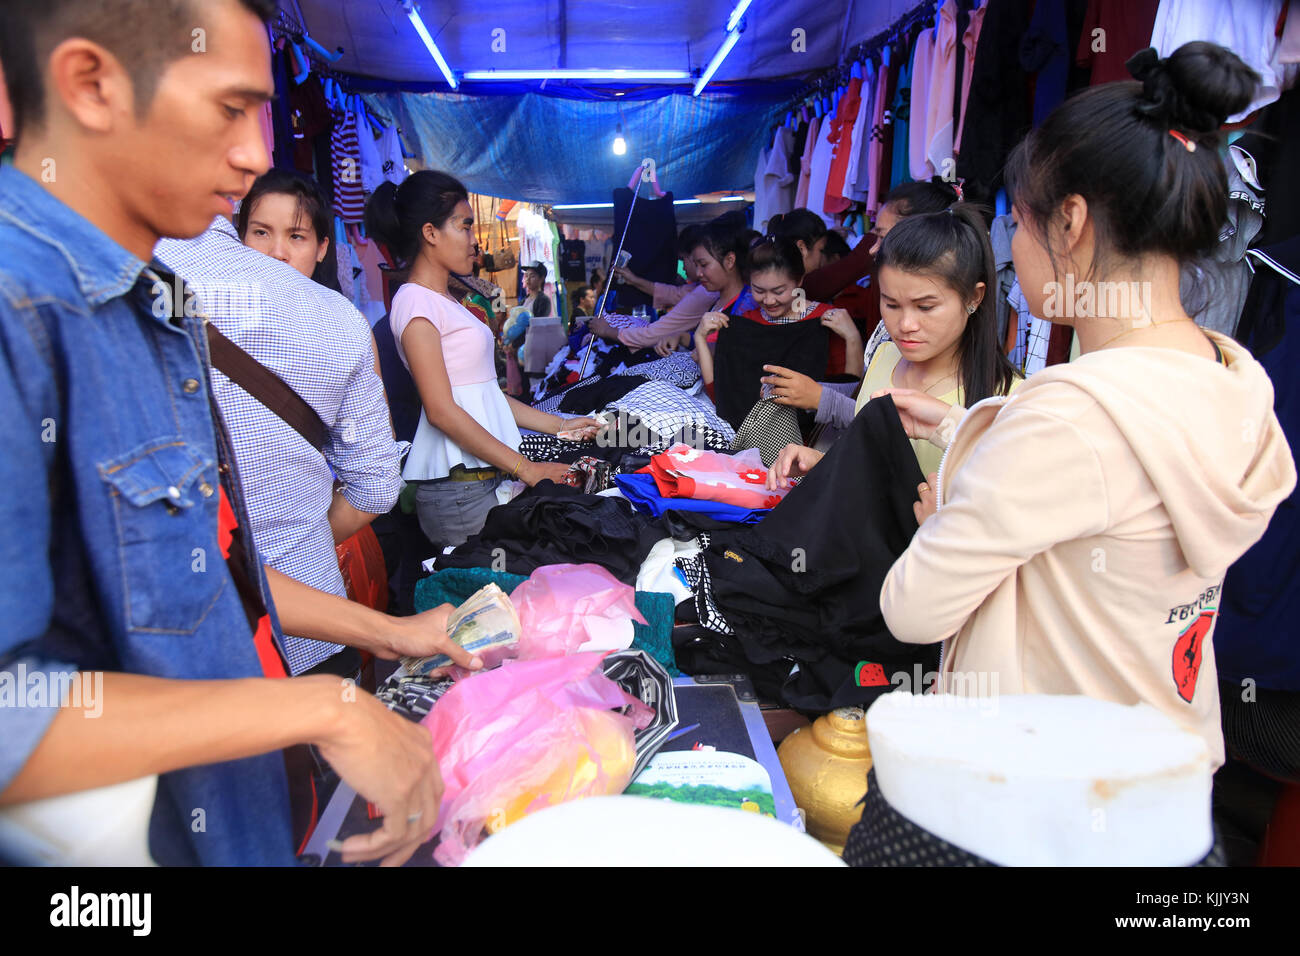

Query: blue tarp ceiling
left=362, top=87, right=795, bottom=205
left=288, top=1, right=925, bottom=203
left=292, top=0, right=922, bottom=87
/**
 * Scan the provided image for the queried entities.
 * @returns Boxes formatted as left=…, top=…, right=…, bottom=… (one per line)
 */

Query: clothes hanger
left=288, top=41, right=311, bottom=85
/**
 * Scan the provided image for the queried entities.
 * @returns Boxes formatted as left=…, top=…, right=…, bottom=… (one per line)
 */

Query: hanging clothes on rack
left=890, top=32, right=918, bottom=190
left=824, top=72, right=865, bottom=217
left=288, top=71, right=332, bottom=175
left=1150, top=0, right=1297, bottom=123
left=845, top=59, right=877, bottom=204
left=794, top=113, right=820, bottom=209
left=908, top=16, right=937, bottom=182
left=1074, top=0, right=1160, bottom=87
left=330, top=108, right=366, bottom=224
left=924, top=0, right=960, bottom=178
left=1179, top=145, right=1266, bottom=339
left=1020, top=0, right=1076, bottom=127
left=866, top=48, right=896, bottom=216
left=953, top=0, right=988, bottom=154
left=807, top=108, right=837, bottom=224
left=612, top=187, right=678, bottom=314
left=956, top=0, right=1034, bottom=205
left=1237, top=85, right=1300, bottom=246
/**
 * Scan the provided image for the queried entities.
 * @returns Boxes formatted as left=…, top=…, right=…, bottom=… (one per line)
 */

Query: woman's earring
left=966, top=304, right=977, bottom=315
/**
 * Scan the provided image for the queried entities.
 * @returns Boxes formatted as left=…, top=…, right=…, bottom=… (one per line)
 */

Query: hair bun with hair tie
left=1127, top=47, right=1182, bottom=127
left=1126, top=44, right=1235, bottom=135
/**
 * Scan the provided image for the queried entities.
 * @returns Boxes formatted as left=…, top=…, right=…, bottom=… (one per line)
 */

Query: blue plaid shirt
left=157, top=218, right=403, bottom=674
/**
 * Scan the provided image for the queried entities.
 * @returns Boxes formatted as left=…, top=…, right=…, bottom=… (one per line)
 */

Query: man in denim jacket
left=0, top=0, right=474, bottom=866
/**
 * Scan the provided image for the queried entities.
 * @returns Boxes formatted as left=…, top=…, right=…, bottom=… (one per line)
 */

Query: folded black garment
left=712, top=315, right=829, bottom=429
left=434, top=481, right=662, bottom=585
left=697, top=396, right=938, bottom=711
left=557, top=374, right=650, bottom=414
left=670, top=623, right=791, bottom=703
left=658, top=509, right=751, bottom=541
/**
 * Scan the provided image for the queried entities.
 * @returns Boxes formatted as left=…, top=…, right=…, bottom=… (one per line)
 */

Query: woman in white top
left=366, top=171, right=599, bottom=551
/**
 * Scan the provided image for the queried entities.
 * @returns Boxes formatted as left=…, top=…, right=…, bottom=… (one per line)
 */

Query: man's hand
left=766, top=443, right=824, bottom=490
left=761, top=365, right=822, bottom=410
left=368, top=603, right=483, bottom=671
left=313, top=684, right=445, bottom=867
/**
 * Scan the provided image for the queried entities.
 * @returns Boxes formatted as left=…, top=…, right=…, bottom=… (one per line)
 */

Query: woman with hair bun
left=874, top=43, right=1295, bottom=767
left=364, top=172, right=600, bottom=553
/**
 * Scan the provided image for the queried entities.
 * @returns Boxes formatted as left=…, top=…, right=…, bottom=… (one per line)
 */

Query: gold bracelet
left=511, top=456, right=524, bottom=478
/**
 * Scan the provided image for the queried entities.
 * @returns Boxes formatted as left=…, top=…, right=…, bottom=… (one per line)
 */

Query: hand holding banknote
left=400, top=585, right=522, bottom=678
left=379, top=603, right=484, bottom=673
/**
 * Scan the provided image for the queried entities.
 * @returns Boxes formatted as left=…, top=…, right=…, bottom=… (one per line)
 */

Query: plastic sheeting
left=362, top=88, right=790, bottom=203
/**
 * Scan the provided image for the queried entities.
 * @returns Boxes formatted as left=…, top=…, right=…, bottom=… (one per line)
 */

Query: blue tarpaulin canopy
left=360, top=88, right=797, bottom=204
left=286, top=0, right=923, bottom=202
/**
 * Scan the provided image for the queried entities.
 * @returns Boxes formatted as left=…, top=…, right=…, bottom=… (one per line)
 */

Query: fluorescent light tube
left=405, top=5, right=458, bottom=89
left=694, top=28, right=742, bottom=96
left=726, top=0, right=755, bottom=33
left=462, top=69, right=692, bottom=81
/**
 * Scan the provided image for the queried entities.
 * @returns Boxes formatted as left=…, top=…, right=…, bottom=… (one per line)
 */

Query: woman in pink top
left=366, top=171, right=599, bottom=552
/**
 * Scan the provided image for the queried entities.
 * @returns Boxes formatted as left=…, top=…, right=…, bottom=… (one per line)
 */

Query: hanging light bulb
left=612, top=124, right=627, bottom=156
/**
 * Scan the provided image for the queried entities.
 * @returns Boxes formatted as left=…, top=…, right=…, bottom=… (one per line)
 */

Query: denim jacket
left=0, top=166, right=297, bottom=865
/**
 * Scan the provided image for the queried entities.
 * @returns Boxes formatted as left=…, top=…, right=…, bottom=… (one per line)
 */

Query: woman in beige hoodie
left=875, top=42, right=1296, bottom=769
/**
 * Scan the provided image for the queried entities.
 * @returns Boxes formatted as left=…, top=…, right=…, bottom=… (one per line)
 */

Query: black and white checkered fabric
left=517, top=432, right=593, bottom=462
left=731, top=398, right=803, bottom=468
left=674, top=539, right=733, bottom=636
left=374, top=673, right=456, bottom=721
left=623, top=351, right=701, bottom=389
left=531, top=374, right=600, bottom=415
left=602, top=313, right=650, bottom=330
left=606, top=380, right=736, bottom=447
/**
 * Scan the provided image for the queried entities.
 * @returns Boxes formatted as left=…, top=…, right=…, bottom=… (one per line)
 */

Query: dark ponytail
left=769, top=208, right=828, bottom=246
left=1005, top=41, right=1259, bottom=278
left=364, top=170, right=469, bottom=266
left=876, top=203, right=1016, bottom=404
left=881, top=177, right=961, bottom=218
left=747, top=235, right=806, bottom=284
left=693, top=218, right=751, bottom=279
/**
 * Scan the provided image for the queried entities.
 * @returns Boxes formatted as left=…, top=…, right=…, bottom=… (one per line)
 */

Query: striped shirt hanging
left=331, top=110, right=367, bottom=223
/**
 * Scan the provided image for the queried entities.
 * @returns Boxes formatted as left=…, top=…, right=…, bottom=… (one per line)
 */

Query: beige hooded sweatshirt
left=880, top=329, right=1296, bottom=768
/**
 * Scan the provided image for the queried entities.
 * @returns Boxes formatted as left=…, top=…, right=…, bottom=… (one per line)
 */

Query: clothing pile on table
left=522, top=322, right=736, bottom=469
left=671, top=397, right=939, bottom=712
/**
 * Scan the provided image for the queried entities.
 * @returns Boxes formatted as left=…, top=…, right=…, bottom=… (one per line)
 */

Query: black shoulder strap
left=205, top=323, right=329, bottom=453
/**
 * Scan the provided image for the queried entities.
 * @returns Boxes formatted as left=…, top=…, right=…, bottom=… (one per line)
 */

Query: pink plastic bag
left=511, top=564, right=647, bottom=659
left=441, top=565, right=646, bottom=680
left=423, top=651, right=653, bottom=865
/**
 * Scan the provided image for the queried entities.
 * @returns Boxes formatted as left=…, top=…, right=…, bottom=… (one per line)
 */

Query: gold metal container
left=777, top=706, right=872, bottom=854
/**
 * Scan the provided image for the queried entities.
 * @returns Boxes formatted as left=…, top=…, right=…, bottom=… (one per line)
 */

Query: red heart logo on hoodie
left=1172, top=611, right=1216, bottom=703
